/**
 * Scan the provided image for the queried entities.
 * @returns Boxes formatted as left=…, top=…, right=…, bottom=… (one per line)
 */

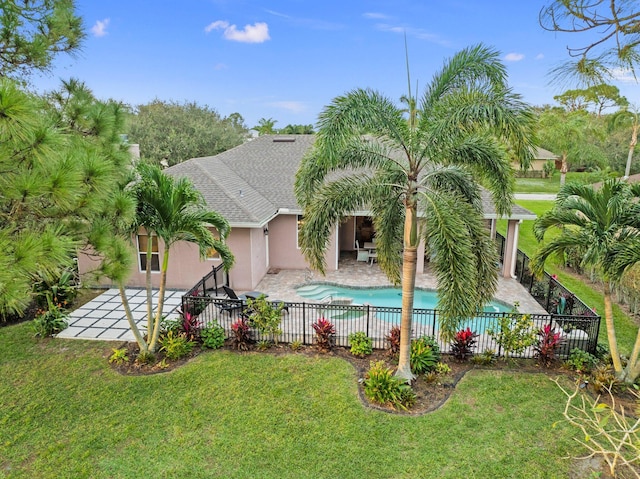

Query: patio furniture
left=222, top=286, right=288, bottom=313
left=369, top=252, right=378, bottom=266
left=363, top=241, right=376, bottom=252
left=355, top=240, right=369, bottom=262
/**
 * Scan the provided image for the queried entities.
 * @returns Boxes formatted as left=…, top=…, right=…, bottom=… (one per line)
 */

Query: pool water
left=296, top=284, right=511, bottom=313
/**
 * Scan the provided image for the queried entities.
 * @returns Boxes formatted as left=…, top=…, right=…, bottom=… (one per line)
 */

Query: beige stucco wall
left=339, top=217, right=356, bottom=251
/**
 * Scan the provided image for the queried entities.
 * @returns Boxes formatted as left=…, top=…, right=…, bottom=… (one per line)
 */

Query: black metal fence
left=185, top=264, right=227, bottom=298
left=181, top=295, right=600, bottom=358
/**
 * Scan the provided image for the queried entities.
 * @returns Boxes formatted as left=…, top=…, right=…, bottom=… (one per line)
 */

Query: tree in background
left=295, top=44, right=536, bottom=380
left=253, top=117, right=278, bottom=135
left=540, top=0, right=640, bottom=84
left=537, top=108, right=607, bottom=183
left=278, top=124, right=314, bottom=134
left=554, top=84, right=628, bottom=117
left=531, top=180, right=640, bottom=383
left=0, top=0, right=84, bottom=81
left=608, top=106, right=639, bottom=177
left=128, top=100, right=249, bottom=166
left=0, top=78, right=133, bottom=319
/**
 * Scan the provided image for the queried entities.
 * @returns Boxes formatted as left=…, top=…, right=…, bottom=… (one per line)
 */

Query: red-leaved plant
left=450, top=327, right=478, bottom=361
left=385, top=326, right=401, bottom=358
left=231, top=318, right=252, bottom=351
left=312, top=317, right=335, bottom=352
left=535, top=324, right=563, bottom=367
left=180, top=310, right=200, bottom=341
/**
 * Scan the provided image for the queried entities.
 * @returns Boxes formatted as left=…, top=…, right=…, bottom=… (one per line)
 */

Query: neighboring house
left=512, top=147, right=559, bottom=176
left=78, top=135, right=535, bottom=291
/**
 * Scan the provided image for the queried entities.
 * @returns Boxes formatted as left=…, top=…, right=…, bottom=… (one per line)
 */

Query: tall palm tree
left=530, top=179, right=640, bottom=382
left=131, top=163, right=234, bottom=352
left=294, top=44, right=536, bottom=380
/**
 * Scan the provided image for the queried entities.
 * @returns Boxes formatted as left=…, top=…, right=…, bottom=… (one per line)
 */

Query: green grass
left=514, top=172, right=613, bottom=194
left=498, top=200, right=638, bottom=354
left=0, top=321, right=580, bottom=479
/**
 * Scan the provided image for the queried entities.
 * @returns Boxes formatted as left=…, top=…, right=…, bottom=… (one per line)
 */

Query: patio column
left=502, top=219, right=521, bottom=279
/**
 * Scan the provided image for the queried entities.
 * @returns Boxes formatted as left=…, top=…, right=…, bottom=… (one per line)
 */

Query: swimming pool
left=296, top=283, right=511, bottom=313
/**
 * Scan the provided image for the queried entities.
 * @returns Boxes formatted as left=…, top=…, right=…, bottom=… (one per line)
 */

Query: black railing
left=185, top=264, right=227, bottom=298
left=181, top=295, right=599, bottom=358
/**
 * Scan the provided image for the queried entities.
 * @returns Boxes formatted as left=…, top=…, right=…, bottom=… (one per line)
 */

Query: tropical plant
left=109, top=348, right=129, bottom=365
left=245, top=296, right=283, bottom=344
left=565, top=348, right=598, bottom=374
left=294, top=44, right=536, bottom=380
left=487, top=304, right=537, bottom=360
left=112, top=163, right=234, bottom=354
left=180, top=310, right=201, bottom=341
left=200, top=323, right=225, bottom=349
left=450, top=327, right=478, bottom=361
left=385, top=326, right=401, bottom=358
left=312, top=317, right=335, bottom=352
left=363, top=360, right=416, bottom=410
left=531, top=179, right=640, bottom=382
left=230, top=318, right=252, bottom=351
left=159, top=331, right=194, bottom=360
left=535, top=324, right=564, bottom=368
left=410, top=336, right=440, bottom=374
left=348, top=331, right=373, bottom=358
left=32, top=297, right=68, bottom=337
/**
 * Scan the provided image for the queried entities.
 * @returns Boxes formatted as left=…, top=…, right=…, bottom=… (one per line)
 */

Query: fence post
left=302, top=302, right=306, bottom=345
left=432, top=310, right=437, bottom=337
left=366, top=304, right=370, bottom=337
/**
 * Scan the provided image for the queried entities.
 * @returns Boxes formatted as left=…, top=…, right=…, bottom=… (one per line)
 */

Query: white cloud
left=205, top=20, right=270, bottom=43
left=504, top=52, right=525, bottom=62
left=610, top=68, right=637, bottom=83
left=535, top=53, right=544, bottom=60
left=91, top=18, right=110, bottom=37
left=363, top=12, right=390, bottom=20
left=375, top=24, right=449, bottom=47
left=266, top=101, right=306, bottom=113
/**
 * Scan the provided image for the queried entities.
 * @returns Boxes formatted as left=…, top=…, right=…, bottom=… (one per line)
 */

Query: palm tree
left=530, top=179, right=640, bottom=383
left=294, top=44, right=536, bottom=380
left=130, top=163, right=234, bottom=352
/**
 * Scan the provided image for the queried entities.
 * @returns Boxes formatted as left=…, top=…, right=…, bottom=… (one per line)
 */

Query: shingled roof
left=166, top=134, right=535, bottom=226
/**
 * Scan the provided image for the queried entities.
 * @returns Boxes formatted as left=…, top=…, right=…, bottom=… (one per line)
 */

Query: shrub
left=32, top=298, right=68, bottom=337
left=534, top=324, right=564, bottom=368
left=450, top=327, right=478, bottom=361
left=231, top=318, right=252, bottom=350
left=136, top=350, right=156, bottom=365
left=109, top=348, right=129, bottom=365
left=33, top=269, right=78, bottom=309
left=200, top=323, right=225, bottom=349
left=542, top=159, right=555, bottom=178
left=590, top=364, right=622, bottom=394
left=410, top=336, right=440, bottom=374
left=471, top=349, right=496, bottom=366
left=348, top=331, right=373, bottom=358
left=161, top=316, right=182, bottom=335
left=385, top=326, right=401, bottom=357
left=565, top=348, right=598, bottom=374
left=159, top=331, right=195, bottom=360
left=246, top=296, right=283, bottom=344
left=487, top=303, right=536, bottom=360
left=312, top=317, right=335, bottom=352
left=256, top=339, right=271, bottom=351
left=363, top=360, right=416, bottom=410
left=290, top=340, right=303, bottom=351
left=425, top=362, right=452, bottom=384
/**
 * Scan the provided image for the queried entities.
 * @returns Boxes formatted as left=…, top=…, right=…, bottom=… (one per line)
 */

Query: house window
left=206, top=247, right=220, bottom=260
left=137, top=234, right=160, bottom=272
left=297, top=215, right=305, bottom=249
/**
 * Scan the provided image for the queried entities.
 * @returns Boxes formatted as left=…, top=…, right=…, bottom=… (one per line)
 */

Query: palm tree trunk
left=560, top=154, right=568, bottom=186
left=145, top=232, right=154, bottom=341
left=621, top=322, right=640, bottom=383
left=148, top=248, right=169, bottom=352
left=119, top=284, right=147, bottom=351
left=604, top=282, right=624, bottom=376
left=396, top=202, right=418, bottom=382
left=624, top=122, right=637, bottom=178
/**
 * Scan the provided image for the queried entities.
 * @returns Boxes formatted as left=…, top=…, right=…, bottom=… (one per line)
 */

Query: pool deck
left=253, top=256, right=547, bottom=314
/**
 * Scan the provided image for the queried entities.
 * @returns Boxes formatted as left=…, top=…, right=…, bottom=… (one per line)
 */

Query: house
left=78, top=135, right=535, bottom=291
left=512, top=147, right=559, bottom=177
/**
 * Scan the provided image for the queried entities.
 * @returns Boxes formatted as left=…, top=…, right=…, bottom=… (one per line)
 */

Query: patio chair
left=222, top=285, right=288, bottom=313
left=355, top=240, right=369, bottom=262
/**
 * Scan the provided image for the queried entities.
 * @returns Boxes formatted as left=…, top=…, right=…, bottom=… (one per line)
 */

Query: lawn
left=0, top=321, right=580, bottom=479
left=498, top=199, right=638, bottom=354
left=514, top=171, right=612, bottom=194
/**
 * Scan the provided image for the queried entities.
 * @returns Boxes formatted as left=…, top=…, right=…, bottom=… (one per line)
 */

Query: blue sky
left=32, top=0, right=640, bottom=129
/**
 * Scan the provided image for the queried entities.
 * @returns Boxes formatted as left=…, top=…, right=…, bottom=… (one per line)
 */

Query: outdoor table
left=363, top=242, right=376, bottom=251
